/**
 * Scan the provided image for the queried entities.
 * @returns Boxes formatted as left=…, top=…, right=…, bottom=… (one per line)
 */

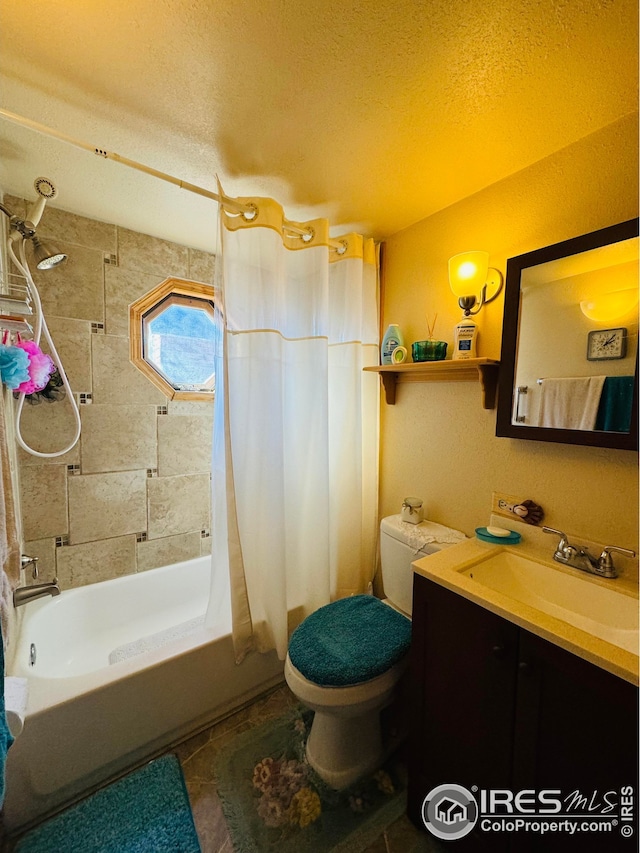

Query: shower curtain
left=205, top=195, right=380, bottom=662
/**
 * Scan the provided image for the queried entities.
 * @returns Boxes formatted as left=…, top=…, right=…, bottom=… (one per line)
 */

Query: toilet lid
left=288, top=595, right=411, bottom=687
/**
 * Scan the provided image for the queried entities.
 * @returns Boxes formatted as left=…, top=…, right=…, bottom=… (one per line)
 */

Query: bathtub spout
left=13, top=581, right=60, bottom=607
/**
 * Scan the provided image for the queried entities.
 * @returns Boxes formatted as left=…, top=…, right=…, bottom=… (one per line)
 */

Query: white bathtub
left=3, top=556, right=284, bottom=832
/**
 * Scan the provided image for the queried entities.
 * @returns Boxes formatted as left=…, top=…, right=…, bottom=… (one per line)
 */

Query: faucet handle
left=598, top=545, right=637, bottom=574
left=21, top=554, right=39, bottom=579
left=542, top=527, right=570, bottom=552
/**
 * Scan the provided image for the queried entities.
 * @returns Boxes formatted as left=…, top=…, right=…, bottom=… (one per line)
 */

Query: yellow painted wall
left=380, top=113, right=639, bottom=552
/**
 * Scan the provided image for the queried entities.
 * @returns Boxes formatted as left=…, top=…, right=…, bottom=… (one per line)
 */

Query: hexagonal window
left=130, top=278, right=216, bottom=401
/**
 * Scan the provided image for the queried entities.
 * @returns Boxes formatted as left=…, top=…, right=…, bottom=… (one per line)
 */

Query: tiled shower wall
left=5, top=195, right=214, bottom=590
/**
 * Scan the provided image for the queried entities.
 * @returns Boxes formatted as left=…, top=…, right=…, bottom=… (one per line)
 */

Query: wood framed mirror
left=496, top=219, right=638, bottom=450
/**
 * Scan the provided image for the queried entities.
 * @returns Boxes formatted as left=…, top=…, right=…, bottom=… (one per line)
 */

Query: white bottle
left=453, top=318, right=478, bottom=360
left=381, top=324, right=404, bottom=365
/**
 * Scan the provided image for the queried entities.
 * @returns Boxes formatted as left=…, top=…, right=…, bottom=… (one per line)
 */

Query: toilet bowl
left=285, top=594, right=411, bottom=788
left=285, top=515, right=465, bottom=789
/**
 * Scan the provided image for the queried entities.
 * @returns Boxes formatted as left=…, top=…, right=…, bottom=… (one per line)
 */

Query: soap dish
left=475, top=527, right=521, bottom=545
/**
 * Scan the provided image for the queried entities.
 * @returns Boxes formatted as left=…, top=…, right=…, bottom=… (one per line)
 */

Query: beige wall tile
left=2, top=195, right=27, bottom=217
left=20, top=465, right=68, bottom=540
left=167, top=400, right=214, bottom=415
left=188, top=249, right=216, bottom=284
left=91, top=334, right=165, bottom=405
left=44, top=316, right=93, bottom=392
left=38, top=205, right=117, bottom=254
left=136, top=532, right=201, bottom=572
left=17, top=401, right=81, bottom=467
left=13, top=209, right=218, bottom=591
left=200, top=535, right=212, bottom=556
left=117, top=227, right=189, bottom=278
left=23, top=538, right=57, bottom=583
left=147, top=474, right=211, bottom=539
left=157, top=414, right=212, bottom=476
left=32, top=242, right=104, bottom=322
left=56, top=536, right=136, bottom=589
left=81, top=404, right=157, bottom=473
left=68, top=470, right=147, bottom=544
left=105, top=266, right=166, bottom=336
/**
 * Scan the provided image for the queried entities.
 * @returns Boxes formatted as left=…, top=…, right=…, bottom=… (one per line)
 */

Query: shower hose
left=7, top=239, right=81, bottom=458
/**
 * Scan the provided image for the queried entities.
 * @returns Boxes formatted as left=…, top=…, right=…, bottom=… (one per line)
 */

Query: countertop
left=412, top=535, right=639, bottom=685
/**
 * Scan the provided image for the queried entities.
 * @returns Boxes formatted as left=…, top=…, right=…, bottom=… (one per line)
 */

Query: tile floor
left=3, top=682, right=439, bottom=852
left=175, top=682, right=438, bottom=852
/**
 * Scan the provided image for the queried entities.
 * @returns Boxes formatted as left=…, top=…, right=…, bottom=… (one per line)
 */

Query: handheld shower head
left=3, top=176, right=67, bottom=267
left=33, top=177, right=58, bottom=200
left=27, top=177, right=58, bottom=227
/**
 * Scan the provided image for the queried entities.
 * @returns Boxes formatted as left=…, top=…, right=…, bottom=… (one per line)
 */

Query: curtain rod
left=0, top=107, right=346, bottom=250
left=0, top=107, right=249, bottom=213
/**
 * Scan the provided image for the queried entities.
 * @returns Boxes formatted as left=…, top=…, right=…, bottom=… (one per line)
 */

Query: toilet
left=285, top=514, right=465, bottom=789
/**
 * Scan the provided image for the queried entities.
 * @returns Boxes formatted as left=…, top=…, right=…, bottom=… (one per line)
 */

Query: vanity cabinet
left=407, top=574, right=638, bottom=852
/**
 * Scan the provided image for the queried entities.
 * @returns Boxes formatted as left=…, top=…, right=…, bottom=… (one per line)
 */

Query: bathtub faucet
left=13, top=580, right=61, bottom=607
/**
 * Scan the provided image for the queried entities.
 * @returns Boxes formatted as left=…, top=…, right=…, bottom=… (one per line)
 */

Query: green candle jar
left=412, top=340, right=448, bottom=362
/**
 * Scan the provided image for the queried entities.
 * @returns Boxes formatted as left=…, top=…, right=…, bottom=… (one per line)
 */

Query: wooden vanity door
left=407, top=575, right=518, bottom=848
left=514, top=628, right=637, bottom=789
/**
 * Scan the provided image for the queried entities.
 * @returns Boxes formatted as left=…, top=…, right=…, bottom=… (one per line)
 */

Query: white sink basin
left=461, top=551, right=639, bottom=655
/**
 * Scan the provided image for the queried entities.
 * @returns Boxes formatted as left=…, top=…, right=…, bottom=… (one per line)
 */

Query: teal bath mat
left=15, top=754, right=200, bottom=853
left=215, top=707, right=406, bottom=853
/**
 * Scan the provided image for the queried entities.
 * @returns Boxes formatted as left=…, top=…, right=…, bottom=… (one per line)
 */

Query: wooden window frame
left=129, top=277, right=215, bottom=401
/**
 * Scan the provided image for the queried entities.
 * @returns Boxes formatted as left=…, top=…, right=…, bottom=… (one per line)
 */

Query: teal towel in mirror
left=595, top=375, right=635, bottom=433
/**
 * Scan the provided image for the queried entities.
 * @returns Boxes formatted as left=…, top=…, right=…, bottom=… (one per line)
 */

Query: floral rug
left=214, top=707, right=407, bottom=853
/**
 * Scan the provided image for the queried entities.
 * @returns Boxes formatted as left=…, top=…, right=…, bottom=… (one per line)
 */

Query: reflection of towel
left=595, top=376, right=635, bottom=432
left=537, top=376, right=606, bottom=430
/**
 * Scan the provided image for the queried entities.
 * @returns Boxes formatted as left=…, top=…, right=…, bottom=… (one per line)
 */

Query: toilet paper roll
left=4, top=676, right=28, bottom=738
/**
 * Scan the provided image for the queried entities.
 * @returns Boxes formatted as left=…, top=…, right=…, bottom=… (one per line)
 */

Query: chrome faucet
left=13, top=580, right=60, bottom=607
left=543, top=527, right=636, bottom=579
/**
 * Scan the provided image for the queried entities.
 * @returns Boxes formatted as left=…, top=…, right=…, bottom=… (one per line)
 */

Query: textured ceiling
left=0, top=0, right=637, bottom=251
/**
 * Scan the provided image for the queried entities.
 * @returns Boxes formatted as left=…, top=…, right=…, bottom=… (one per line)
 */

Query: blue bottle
left=381, top=324, right=404, bottom=365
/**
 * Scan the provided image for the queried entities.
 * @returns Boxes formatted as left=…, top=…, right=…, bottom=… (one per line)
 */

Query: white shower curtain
left=205, top=196, right=380, bottom=662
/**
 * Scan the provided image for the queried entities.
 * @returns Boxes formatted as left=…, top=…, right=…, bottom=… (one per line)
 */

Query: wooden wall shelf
left=364, top=358, right=500, bottom=407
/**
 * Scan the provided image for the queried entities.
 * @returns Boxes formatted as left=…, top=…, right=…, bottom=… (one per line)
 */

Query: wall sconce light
left=448, top=251, right=504, bottom=316
left=579, top=288, right=638, bottom=322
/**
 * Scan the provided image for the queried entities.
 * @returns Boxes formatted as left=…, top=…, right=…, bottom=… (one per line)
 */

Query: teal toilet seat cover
left=288, top=595, right=411, bottom=687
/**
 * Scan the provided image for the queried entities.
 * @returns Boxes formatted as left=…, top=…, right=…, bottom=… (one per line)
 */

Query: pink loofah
left=14, top=339, right=56, bottom=394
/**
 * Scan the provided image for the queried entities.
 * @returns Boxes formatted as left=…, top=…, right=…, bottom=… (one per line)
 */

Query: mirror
left=496, top=219, right=638, bottom=450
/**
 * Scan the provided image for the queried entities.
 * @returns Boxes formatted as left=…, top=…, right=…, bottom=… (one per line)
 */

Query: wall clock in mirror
left=586, top=327, right=628, bottom=361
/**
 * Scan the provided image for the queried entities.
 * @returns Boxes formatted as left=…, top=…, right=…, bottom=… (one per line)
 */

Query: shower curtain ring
left=241, top=203, right=258, bottom=222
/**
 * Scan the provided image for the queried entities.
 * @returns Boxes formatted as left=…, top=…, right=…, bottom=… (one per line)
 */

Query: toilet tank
left=379, top=515, right=465, bottom=616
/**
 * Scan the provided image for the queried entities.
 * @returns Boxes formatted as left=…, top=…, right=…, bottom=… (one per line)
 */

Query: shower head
left=31, top=235, right=67, bottom=270
left=33, top=177, right=58, bottom=200
left=27, top=176, right=58, bottom=228
left=2, top=176, right=67, bottom=268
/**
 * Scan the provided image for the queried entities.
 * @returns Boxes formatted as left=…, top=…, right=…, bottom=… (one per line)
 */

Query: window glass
left=144, top=298, right=215, bottom=391
left=129, top=278, right=216, bottom=401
